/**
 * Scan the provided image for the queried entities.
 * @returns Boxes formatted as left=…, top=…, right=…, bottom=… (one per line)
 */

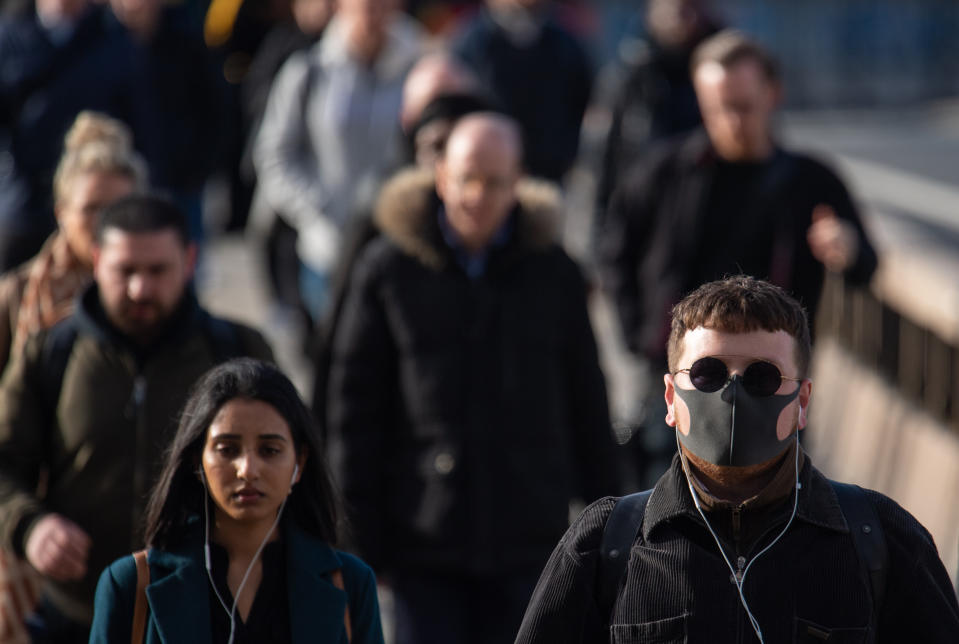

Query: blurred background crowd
left=2, top=0, right=959, bottom=642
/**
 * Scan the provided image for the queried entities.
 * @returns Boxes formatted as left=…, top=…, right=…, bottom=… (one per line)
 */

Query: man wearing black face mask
left=517, top=276, right=959, bottom=643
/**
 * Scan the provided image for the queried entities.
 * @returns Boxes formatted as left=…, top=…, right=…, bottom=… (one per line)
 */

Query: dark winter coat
left=599, top=129, right=878, bottom=363
left=326, top=169, right=618, bottom=577
left=453, top=7, right=592, bottom=182
left=516, top=454, right=959, bottom=643
left=0, top=5, right=136, bottom=237
left=0, top=284, right=273, bottom=623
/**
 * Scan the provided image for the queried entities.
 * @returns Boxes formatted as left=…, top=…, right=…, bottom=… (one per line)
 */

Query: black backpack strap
left=830, top=481, right=888, bottom=634
left=598, top=489, right=653, bottom=622
left=201, top=313, right=244, bottom=363
left=39, top=316, right=79, bottom=414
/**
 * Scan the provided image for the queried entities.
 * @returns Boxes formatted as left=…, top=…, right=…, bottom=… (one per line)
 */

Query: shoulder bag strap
left=131, top=549, right=150, bottom=644
left=330, top=568, right=352, bottom=643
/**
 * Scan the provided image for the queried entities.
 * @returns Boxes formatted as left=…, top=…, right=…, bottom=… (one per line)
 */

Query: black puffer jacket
left=326, top=169, right=618, bottom=577
left=517, top=454, right=959, bottom=643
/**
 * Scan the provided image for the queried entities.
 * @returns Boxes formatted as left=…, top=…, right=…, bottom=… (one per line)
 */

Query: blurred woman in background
left=0, top=111, right=144, bottom=375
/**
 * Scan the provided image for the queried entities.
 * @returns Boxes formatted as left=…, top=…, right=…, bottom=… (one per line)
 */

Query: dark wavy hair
left=143, top=358, right=340, bottom=548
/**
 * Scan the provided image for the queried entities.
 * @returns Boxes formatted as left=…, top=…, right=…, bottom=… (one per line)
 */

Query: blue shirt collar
left=437, top=205, right=514, bottom=279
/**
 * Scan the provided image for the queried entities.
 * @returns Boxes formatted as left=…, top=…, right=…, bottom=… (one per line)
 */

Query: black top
left=600, top=130, right=879, bottom=362
left=208, top=540, right=292, bottom=643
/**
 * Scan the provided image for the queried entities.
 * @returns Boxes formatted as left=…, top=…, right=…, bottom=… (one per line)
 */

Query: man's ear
left=91, top=244, right=102, bottom=278
left=183, top=242, right=198, bottom=281
left=664, top=373, right=677, bottom=428
left=797, top=378, right=812, bottom=430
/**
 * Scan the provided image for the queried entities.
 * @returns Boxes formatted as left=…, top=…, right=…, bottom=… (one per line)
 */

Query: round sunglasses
left=674, top=356, right=802, bottom=397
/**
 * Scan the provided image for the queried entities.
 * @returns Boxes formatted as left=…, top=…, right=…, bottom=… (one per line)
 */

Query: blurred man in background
left=327, top=113, right=618, bottom=644
left=599, top=30, right=877, bottom=489
left=596, top=0, right=722, bottom=217
left=0, top=196, right=272, bottom=642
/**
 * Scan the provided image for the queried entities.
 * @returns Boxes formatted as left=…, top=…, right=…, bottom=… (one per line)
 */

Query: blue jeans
left=298, top=262, right=331, bottom=324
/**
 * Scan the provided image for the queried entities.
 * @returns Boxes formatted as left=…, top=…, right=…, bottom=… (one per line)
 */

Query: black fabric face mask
left=674, top=375, right=800, bottom=466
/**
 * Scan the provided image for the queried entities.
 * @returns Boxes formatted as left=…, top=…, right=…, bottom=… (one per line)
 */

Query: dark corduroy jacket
left=326, top=169, right=618, bottom=578
left=516, top=454, right=959, bottom=643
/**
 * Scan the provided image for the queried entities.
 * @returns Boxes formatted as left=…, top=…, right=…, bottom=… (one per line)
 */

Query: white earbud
left=290, top=464, right=299, bottom=487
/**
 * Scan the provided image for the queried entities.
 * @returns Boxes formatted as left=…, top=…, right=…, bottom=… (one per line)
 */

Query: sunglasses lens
left=743, top=361, right=783, bottom=397
left=688, top=357, right=728, bottom=392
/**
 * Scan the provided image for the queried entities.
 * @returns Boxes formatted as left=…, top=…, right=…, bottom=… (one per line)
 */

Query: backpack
left=598, top=482, right=888, bottom=631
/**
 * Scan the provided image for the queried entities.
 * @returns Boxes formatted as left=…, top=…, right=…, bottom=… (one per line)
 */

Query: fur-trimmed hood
left=373, top=168, right=563, bottom=270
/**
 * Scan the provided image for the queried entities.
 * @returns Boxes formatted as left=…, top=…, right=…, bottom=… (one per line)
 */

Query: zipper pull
left=125, top=376, right=146, bottom=419
left=735, top=555, right=746, bottom=583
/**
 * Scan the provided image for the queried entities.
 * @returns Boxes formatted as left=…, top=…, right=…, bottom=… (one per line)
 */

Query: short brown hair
left=667, top=276, right=811, bottom=376
left=691, top=29, right=780, bottom=83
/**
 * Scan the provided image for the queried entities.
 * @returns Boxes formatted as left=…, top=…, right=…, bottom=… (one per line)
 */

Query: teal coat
left=89, top=524, right=383, bottom=643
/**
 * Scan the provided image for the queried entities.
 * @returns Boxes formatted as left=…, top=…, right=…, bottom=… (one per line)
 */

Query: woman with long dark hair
left=89, top=358, right=383, bottom=643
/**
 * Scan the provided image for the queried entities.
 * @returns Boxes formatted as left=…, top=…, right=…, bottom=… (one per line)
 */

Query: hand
left=806, top=204, right=860, bottom=272
left=24, top=514, right=92, bottom=582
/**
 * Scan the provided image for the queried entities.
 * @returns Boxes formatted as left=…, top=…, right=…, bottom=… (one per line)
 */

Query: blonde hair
left=53, top=111, right=147, bottom=205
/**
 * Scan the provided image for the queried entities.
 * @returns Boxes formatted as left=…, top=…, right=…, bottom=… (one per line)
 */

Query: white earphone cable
left=200, top=464, right=298, bottom=644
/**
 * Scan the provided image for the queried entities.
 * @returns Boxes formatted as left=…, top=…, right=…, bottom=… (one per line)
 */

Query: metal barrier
left=817, top=272, right=959, bottom=434
left=809, top=271, right=959, bottom=586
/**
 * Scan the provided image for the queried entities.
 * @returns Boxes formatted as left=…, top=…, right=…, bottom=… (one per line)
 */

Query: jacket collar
left=145, top=522, right=347, bottom=643
left=73, top=282, right=202, bottom=358
left=677, top=127, right=789, bottom=171
left=642, top=452, right=849, bottom=543
left=373, top=167, right=562, bottom=272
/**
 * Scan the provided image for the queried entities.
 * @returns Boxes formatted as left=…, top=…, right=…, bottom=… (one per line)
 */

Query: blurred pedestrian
left=517, top=276, right=959, bottom=643
left=0, top=0, right=137, bottom=271
left=253, top=0, right=423, bottom=325
left=596, top=0, right=721, bottom=217
left=0, top=112, right=144, bottom=377
left=0, top=114, right=139, bottom=640
left=453, top=0, right=592, bottom=183
left=107, top=0, right=229, bottom=244
left=89, top=358, right=384, bottom=644
left=326, top=113, right=619, bottom=644
left=0, top=196, right=273, bottom=642
left=240, top=0, right=333, bottom=317
left=310, top=52, right=490, bottom=430
left=598, top=30, right=878, bottom=488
